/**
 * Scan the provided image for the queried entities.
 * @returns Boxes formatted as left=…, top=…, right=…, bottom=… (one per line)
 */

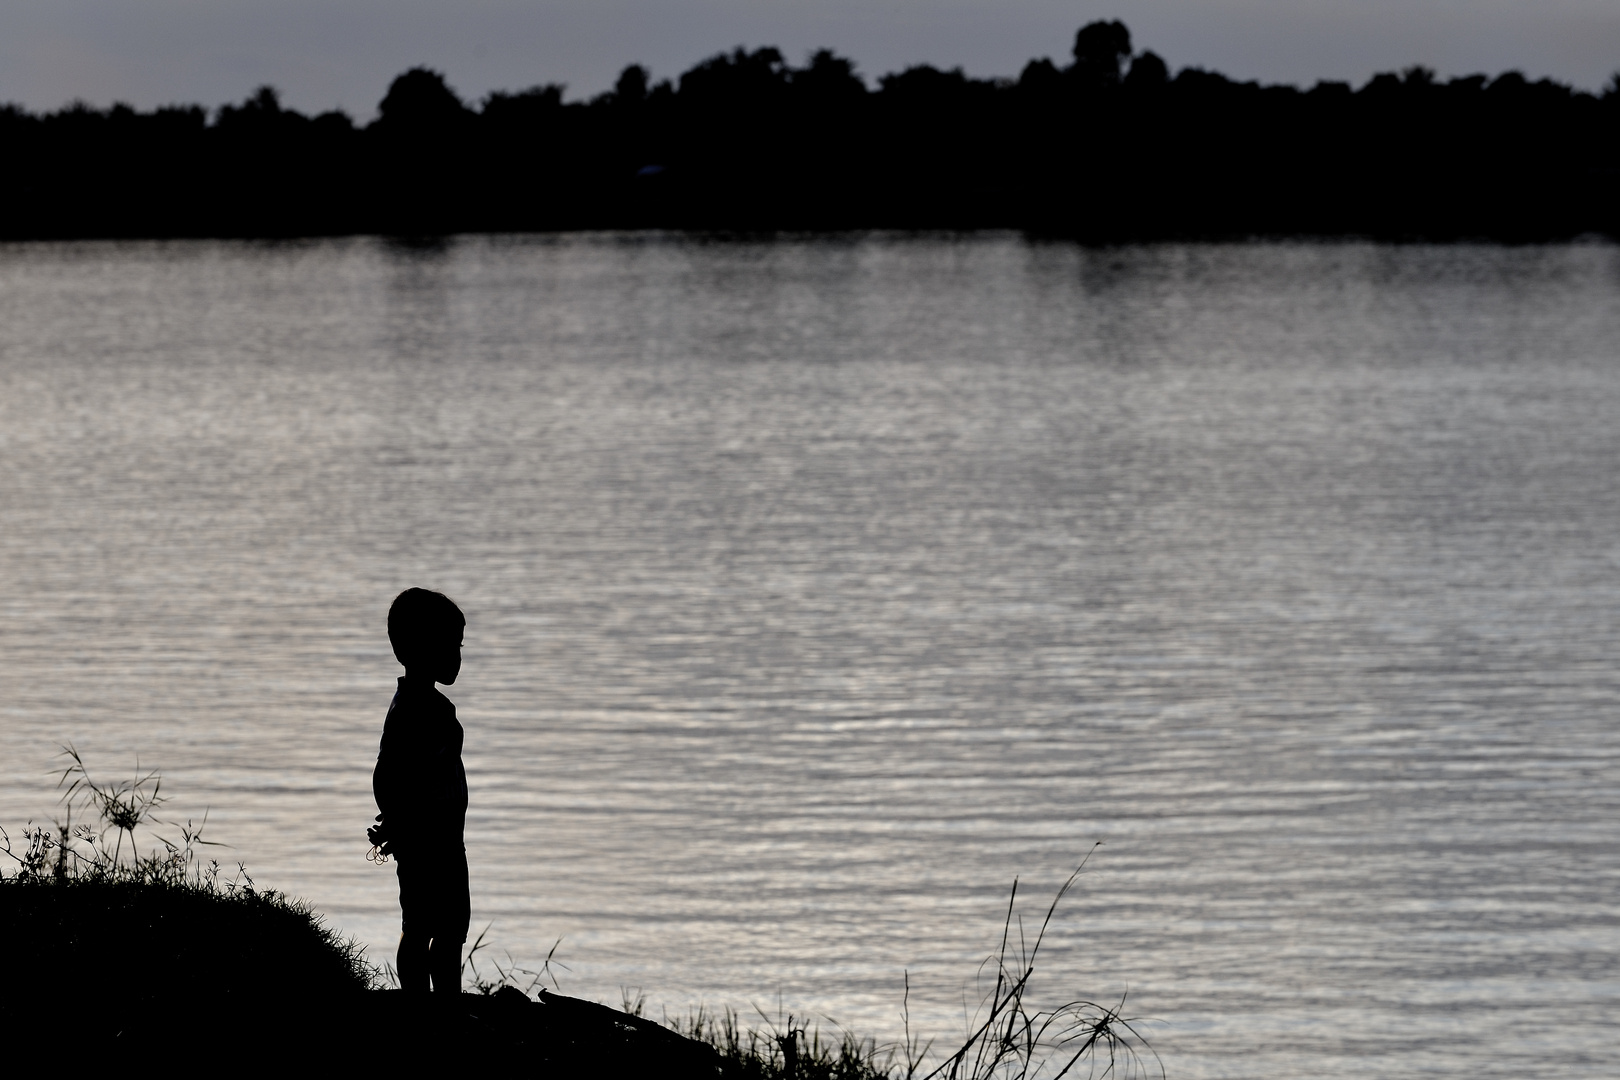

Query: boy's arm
left=373, top=721, right=425, bottom=845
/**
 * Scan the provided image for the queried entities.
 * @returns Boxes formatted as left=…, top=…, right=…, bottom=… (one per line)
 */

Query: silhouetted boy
left=374, top=588, right=469, bottom=996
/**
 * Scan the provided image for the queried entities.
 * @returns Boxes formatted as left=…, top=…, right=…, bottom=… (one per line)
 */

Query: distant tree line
left=2, top=21, right=1618, bottom=240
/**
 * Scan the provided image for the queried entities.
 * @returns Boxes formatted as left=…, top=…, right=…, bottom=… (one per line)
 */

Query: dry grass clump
left=913, top=849, right=1161, bottom=1080
left=653, top=846, right=1160, bottom=1080
left=668, top=1003, right=899, bottom=1080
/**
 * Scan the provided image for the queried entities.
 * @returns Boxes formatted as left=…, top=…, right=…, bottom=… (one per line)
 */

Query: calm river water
left=1, top=235, right=1616, bottom=1076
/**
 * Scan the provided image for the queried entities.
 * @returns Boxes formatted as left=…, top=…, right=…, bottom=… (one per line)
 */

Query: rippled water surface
left=2, top=235, right=1618, bottom=1076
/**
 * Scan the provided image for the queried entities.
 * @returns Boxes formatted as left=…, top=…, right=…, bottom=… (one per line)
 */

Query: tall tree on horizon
left=1072, top=20, right=1133, bottom=89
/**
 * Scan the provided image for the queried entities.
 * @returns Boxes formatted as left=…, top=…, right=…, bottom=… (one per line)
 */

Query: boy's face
left=417, top=630, right=463, bottom=686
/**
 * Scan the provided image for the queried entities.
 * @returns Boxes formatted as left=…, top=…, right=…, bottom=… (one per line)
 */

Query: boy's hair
left=388, top=588, right=466, bottom=666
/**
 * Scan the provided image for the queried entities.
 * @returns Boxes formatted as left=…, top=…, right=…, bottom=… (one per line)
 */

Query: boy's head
left=388, top=588, right=465, bottom=685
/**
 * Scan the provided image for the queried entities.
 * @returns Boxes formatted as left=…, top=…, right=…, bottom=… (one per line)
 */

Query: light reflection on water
left=1, top=235, right=1618, bottom=1077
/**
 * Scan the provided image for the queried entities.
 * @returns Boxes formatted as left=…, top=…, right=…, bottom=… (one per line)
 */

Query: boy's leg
left=396, top=859, right=432, bottom=992
left=428, top=936, right=461, bottom=995
left=397, top=931, right=431, bottom=992
left=429, top=847, right=471, bottom=996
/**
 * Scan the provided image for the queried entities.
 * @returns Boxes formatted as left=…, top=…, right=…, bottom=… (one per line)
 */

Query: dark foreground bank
left=4, top=755, right=1149, bottom=1079
left=0, top=845, right=905, bottom=1077
left=2, top=19, right=1617, bottom=241
left=0, top=756, right=817, bottom=1076
left=0, top=858, right=1153, bottom=1078
left=361, top=987, right=722, bottom=1074
left=0, top=873, right=721, bottom=1076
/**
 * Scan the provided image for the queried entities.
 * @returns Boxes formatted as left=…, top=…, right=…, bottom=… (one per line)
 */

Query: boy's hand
left=366, top=814, right=396, bottom=859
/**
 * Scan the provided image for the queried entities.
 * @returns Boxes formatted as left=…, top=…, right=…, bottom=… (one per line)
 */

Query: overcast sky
left=4, top=0, right=1618, bottom=118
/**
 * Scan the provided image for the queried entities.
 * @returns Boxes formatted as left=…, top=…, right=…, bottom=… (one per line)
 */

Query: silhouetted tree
left=1018, top=58, right=1063, bottom=95
left=678, top=47, right=791, bottom=106
left=793, top=49, right=867, bottom=103
left=613, top=65, right=650, bottom=106
left=375, top=67, right=472, bottom=134
left=1071, top=20, right=1132, bottom=89
left=482, top=84, right=564, bottom=123
left=368, top=68, right=473, bottom=232
left=1123, top=51, right=1169, bottom=91
left=216, top=86, right=284, bottom=126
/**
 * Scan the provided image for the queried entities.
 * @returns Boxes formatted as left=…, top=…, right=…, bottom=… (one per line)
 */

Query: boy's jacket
left=372, top=677, right=469, bottom=857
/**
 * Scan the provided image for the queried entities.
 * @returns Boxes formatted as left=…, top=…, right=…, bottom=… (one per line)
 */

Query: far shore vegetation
left=1, top=748, right=1157, bottom=1078
left=1, top=20, right=1616, bottom=241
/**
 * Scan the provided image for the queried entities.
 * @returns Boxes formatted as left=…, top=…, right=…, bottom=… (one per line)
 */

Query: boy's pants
left=397, top=846, right=471, bottom=943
